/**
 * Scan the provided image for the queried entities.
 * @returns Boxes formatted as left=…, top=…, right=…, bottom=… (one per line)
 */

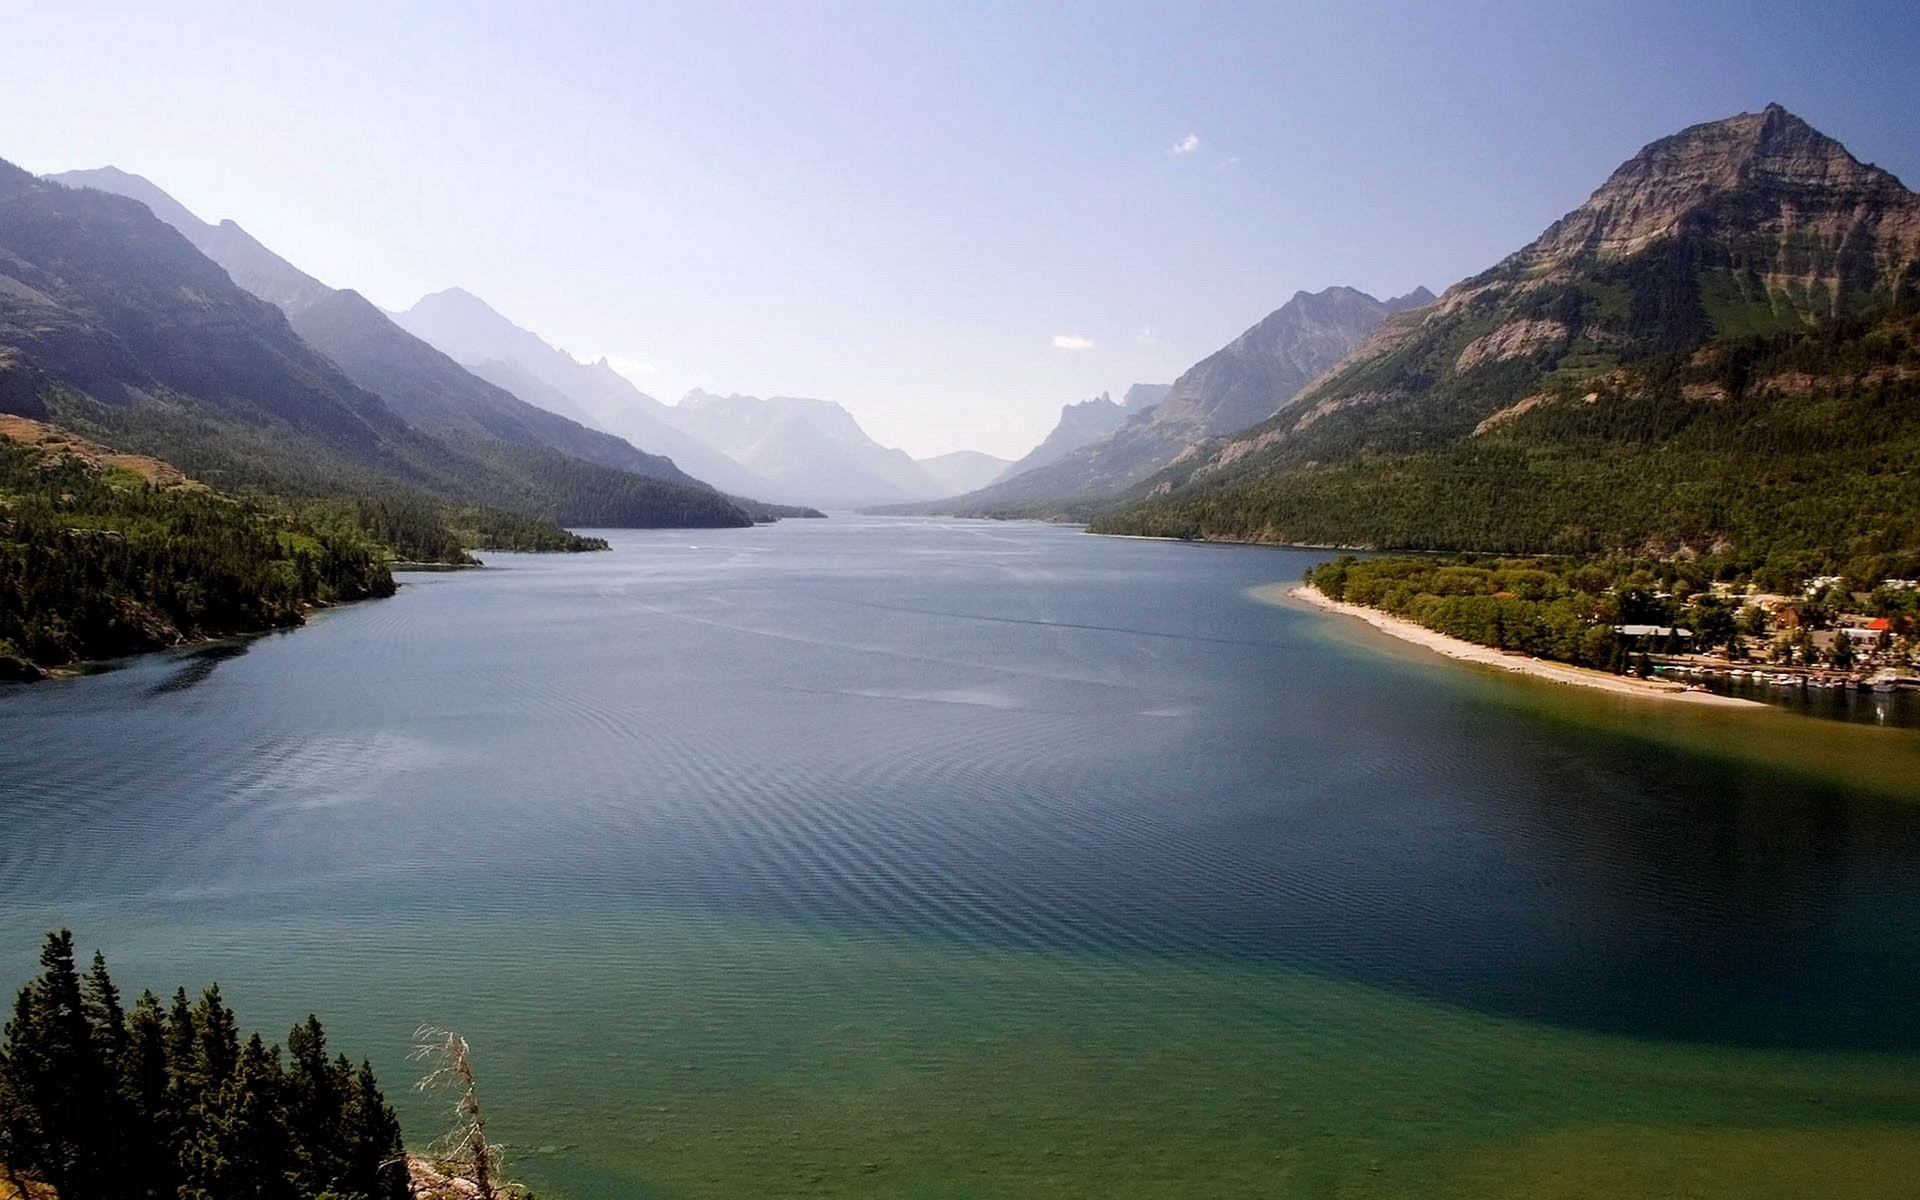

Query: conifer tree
left=287, top=1015, right=350, bottom=1194
left=2, top=933, right=410, bottom=1200
left=124, top=989, right=183, bottom=1195
left=342, top=1059, right=410, bottom=1200
left=0, top=931, right=120, bottom=1199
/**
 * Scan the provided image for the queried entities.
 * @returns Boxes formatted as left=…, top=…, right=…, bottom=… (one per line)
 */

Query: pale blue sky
left=7, top=2, right=1918, bottom=457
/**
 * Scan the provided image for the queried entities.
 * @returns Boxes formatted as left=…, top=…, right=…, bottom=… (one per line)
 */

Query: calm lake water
left=4, top=517, right=1920, bottom=1197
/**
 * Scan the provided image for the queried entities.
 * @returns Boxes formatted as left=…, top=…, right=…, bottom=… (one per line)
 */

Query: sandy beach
left=1263, top=583, right=1762, bottom=707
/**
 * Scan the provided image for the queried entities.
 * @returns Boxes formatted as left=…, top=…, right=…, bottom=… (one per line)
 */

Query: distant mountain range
left=662, top=390, right=953, bottom=507
left=903, top=287, right=1431, bottom=516
left=392, top=288, right=999, bottom=508
left=1, top=161, right=752, bottom=545
left=35, top=173, right=1006, bottom=513
left=45, top=169, right=706, bottom=491
left=388, top=287, right=785, bottom=498
left=920, top=449, right=1013, bottom=495
left=987, top=384, right=1168, bottom=486
left=1093, top=105, right=1920, bottom=570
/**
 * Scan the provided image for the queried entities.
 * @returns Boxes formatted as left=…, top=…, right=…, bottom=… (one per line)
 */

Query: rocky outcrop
left=1454, top=319, right=1570, bottom=373
left=1515, top=104, right=1920, bottom=283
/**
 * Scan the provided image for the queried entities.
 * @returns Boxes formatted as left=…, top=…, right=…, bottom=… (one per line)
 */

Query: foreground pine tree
left=0, top=931, right=408, bottom=1200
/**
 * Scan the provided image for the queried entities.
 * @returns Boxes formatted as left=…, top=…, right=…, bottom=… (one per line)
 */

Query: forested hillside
left=0, top=419, right=397, bottom=679
left=1096, top=301, right=1920, bottom=579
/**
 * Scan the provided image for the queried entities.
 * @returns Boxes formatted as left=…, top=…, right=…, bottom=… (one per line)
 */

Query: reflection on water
left=144, top=639, right=255, bottom=696
left=1668, top=669, right=1920, bottom=727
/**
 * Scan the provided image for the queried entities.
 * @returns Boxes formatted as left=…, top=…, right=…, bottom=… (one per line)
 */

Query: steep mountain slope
left=1094, top=106, right=1920, bottom=567
left=393, top=287, right=779, bottom=497
left=918, top=450, right=1012, bottom=495
left=47, top=169, right=706, bottom=488
left=667, top=390, right=941, bottom=506
left=988, top=386, right=1162, bottom=485
left=918, top=288, right=1429, bottom=514
left=0, top=163, right=749, bottom=532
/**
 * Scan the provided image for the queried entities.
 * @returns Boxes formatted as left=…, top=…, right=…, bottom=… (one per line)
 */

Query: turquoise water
left=3, top=517, right=1919, bottom=1196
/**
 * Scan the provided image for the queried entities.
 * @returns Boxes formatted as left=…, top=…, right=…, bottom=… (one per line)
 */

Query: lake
left=3, top=517, right=1919, bottom=1197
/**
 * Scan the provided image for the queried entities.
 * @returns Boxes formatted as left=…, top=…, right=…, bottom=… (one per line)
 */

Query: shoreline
left=1265, top=583, right=1762, bottom=707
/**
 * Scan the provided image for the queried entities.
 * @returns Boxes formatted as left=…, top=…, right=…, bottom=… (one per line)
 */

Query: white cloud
left=1169, top=133, right=1202, bottom=155
left=1052, top=333, right=1094, bottom=351
left=1134, top=326, right=1157, bottom=345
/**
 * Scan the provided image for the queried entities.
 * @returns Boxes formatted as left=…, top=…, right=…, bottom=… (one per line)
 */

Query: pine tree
left=286, top=1015, right=350, bottom=1194
left=124, top=989, right=183, bottom=1195
left=0, top=931, right=121, bottom=1199
left=341, top=1059, right=409, bottom=1200
left=80, top=951, right=136, bottom=1197
left=3, top=935, right=410, bottom=1200
left=182, top=1033, right=294, bottom=1199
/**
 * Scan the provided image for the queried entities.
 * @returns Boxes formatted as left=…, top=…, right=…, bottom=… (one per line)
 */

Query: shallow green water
left=2, top=518, right=1917, bottom=1196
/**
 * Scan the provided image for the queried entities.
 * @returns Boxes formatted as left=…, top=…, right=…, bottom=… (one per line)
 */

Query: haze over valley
left=4, top=5, right=1920, bottom=1199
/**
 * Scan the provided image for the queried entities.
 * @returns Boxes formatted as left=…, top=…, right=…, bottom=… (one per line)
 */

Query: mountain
left=913, top=287, right=1431, bottom=515
left=917, top=449, right=1012, bottom=495
left=392, top=287, right=781, bottom=497
left=665, top=390, right=942, bottom=507
left=1093, top=106, right=1920, bottom=570
left=45, top=169, right=713, bottom=490
left=988, top=384, right=1170, bottom=486
left=1, top=162, right=750, bottom=537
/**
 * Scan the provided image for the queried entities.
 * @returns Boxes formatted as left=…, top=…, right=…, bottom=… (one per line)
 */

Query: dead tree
left=410, top=1027, right=505, bottom=1199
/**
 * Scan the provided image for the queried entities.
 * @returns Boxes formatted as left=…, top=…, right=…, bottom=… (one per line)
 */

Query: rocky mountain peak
left=1518, top=105, right=1916, bottom=269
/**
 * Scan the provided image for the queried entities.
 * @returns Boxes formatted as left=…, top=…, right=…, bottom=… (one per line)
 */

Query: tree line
left=1306, top=553, right=1920, bottom=673
left=0, top=931, right=407, bottom=1200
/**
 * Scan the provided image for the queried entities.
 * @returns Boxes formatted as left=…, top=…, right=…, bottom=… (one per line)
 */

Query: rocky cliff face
left=1514, top=104, right=1919, bottom=285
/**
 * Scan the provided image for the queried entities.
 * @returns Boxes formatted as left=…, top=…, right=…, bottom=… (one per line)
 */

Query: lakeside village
left=1304, top=556, right=1920, bottom=694
left=1627, top=575, right=1919, bottom=693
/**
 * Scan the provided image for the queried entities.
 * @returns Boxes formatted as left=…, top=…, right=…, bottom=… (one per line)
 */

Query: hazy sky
left=8, top=2, right=1919, bottom=458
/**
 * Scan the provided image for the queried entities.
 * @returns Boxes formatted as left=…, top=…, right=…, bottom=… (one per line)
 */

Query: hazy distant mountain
left=1094, top=105, right=1920, bottom=557
left=665, top=390, right=944, bottom=507
left=989, top=383, right=1170, bottom=485
left=1, top=162, right=751, bottom=531
left=913, top=287, right=1430, bottom=514
left=392, top=287, right=780, bottom=497
left=917, top=450, right=1012, bottom=495
left=46, top=168, right=708, bottom=489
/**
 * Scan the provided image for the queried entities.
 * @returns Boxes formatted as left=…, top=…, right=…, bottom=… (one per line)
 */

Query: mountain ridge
left=44, top=168, right=709, bottom=489
left=1092, top=105, right=1920, bottom=567
left=391, top=287, right=784, bottom=498
left=3, top=162, right=751, bottom=535
left=903, top=286, right=1431, bottom=515
left=668, top=389, right=945, bottom=506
